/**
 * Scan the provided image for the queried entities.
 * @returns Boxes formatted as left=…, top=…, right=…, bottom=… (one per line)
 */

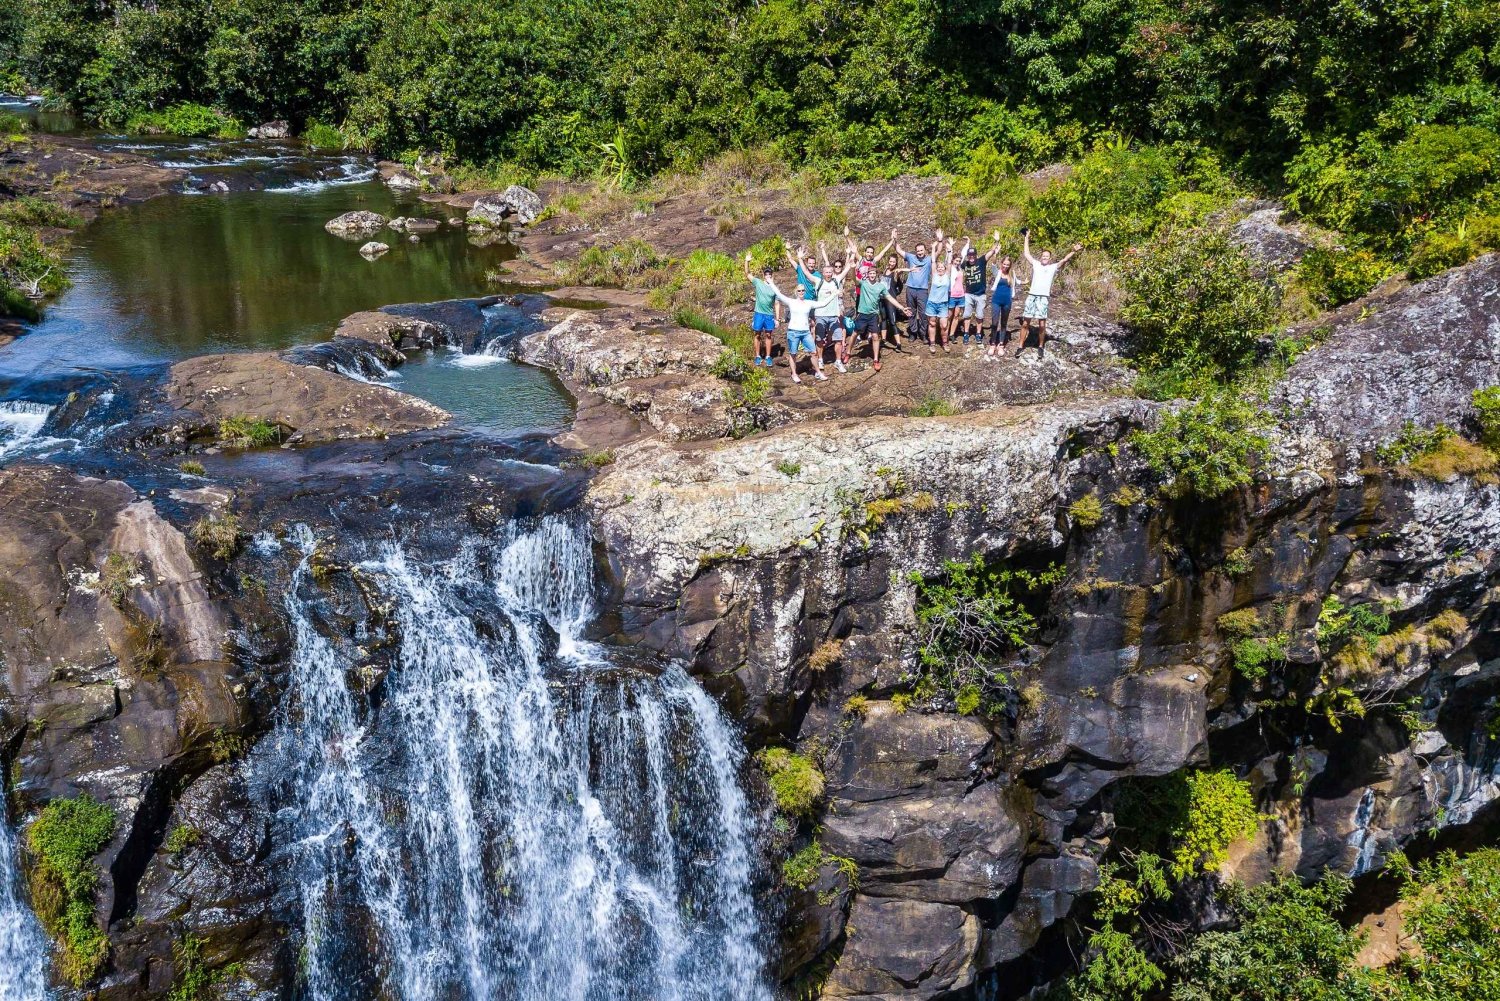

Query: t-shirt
left=903, top=252, right=932, bottom=290
left=963, top=259, right=988, bottom=295
left=796, top=265, right=822, bottom=300
left=856, top=277, right=889, bottom=315
left=751, top=277, right=777, bottom=314
left=1029, top=261, right=1061, bottom=297
left=814, top=275, right=844, bottom=318
left=776, top=287, right=836, bottom=330
left=930, top=270, right=951, bottom=301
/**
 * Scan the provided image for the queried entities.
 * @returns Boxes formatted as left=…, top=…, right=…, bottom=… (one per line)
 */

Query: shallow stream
left=0, top=112, right=573, bottom=439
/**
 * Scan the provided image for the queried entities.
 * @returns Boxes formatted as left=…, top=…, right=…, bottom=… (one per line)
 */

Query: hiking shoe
left=814, top=371, right=829, bottom=381
left=834, top=360, right=847, bottom=373
left=791, top=373, right=802, bottom=384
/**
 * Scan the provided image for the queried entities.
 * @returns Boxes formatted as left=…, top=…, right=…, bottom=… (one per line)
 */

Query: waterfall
left=0, top=817, right=48, bottom=1001
left=266, top=520, right=769, bottom=1001
left=0, top=401, right=56, bottom=464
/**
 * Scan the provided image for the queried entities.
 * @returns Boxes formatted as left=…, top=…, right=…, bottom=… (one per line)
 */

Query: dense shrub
left=1293, top=246, right=1394, bottom=309
left=0, top=218, right=69, bottom=318
left=1121, top=227, right=1280, bottom=381
left=1025, top=143, right=1239, bottom=251
left=125, top=102, right=245, bottom=138
left=1129, top=393, right=1271, bottom=498
left=26, top=795, right=116, bottom=985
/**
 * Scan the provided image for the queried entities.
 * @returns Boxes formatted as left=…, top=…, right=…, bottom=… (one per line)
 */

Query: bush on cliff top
left=26, top=794, right=116, bottom=985
left=1130, top=392, right=1270, bottom=498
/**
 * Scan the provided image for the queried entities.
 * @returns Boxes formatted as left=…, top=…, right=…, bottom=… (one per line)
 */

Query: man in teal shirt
left=744, top=253, right=783, bottom=367
left=852, top=272, right=908, bottom=372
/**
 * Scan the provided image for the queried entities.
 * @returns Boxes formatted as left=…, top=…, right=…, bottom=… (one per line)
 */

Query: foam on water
left=0, top=401, right=60, bottom=463
left=0, top=817, right=48, bottom=1001
left=265, top=520, right=770, bottom=1001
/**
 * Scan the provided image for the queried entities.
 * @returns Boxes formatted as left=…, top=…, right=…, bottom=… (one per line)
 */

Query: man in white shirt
left=1016, top=229, right=1083, bottom=358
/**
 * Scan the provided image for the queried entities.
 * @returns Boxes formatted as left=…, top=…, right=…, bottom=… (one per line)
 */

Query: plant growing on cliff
left=781, top=841, right=858, bottom=897
left=758, top=748, right=825, bottom=819
left=216, top=416, right=282, bottom=449
left=99, top=551, right=143, bottom=608
left=1376, top=422, right=1499, bottom=483
left=1472, top=387, right=1500, bottom=451
left=1069, top=493, right=1104, bottom=529
left=26, top=794, right=116, bottom=985
left=1229, top=634, right=1288, bottom=681
left=1129, top=392, right=1270, bottom=498
left=905, top=554, right=1062, bottom=711
left=190, top=514, right=243, bottom=561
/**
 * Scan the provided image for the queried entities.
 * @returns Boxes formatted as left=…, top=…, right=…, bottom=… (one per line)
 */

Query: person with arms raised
left=1015, top=230, right=1083, bottom=358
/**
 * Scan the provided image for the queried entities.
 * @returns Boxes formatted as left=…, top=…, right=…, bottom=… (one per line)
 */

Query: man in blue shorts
left=743, top=252, right=782, bottom=366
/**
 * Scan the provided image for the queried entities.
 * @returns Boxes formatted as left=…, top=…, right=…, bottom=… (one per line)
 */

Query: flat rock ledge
left=167, top=351, right=450, bottom=444
left=587, top=396, right=1153, bottom=603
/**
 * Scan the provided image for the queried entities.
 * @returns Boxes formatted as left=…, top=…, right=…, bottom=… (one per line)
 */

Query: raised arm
left=1022, top=230, right=1038, bottom=267
left=782, top=239, right=801, bottom=276
left=891, top=227, right=905, bottom=259
left=743, top=251, right=754, bottom=283
left=984, top=229, right=1001, bottom=261
left=1057, top=242, right=1084, bottom=268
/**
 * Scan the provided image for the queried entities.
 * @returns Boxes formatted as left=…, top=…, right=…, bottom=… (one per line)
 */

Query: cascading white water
left=0, top=401, right=57, bottom=464
left=266, top=520, right=769, bottom=1001
left=0, top=817, right=48, bottom=1001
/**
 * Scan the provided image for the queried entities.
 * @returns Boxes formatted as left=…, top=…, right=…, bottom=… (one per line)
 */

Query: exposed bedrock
left=577, top=251, right=1500, bottom=998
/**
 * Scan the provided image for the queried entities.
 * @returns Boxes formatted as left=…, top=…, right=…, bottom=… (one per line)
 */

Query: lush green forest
left=4, top=0, right=1499, bottom=185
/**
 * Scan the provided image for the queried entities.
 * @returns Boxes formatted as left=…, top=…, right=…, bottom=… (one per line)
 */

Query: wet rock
left=324, top=210, right=389, bottom=238
left=167, top=351, right=450, bottom=443
left=378, top=161, right=426, bottom=191
left=1275, top=253, right=1500, bottom=448
left=821, top=706, right=1025, bottom=904
left=468, top=184, right=544, bottom=227
left=247, top=120, right=290, bottom=140
left=0, top=464, right=252, bottom=982
left=359, top=241, right=390, bottom=259
left=518, top=309, right=724, bottom=387
left=822, top=895, right=981, bottom=999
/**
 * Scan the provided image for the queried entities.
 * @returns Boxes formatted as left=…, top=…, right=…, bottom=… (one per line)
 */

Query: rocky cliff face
left=569, top=254, right=1500, bottom=998
left=5, top=252, right=1500, bottom=1001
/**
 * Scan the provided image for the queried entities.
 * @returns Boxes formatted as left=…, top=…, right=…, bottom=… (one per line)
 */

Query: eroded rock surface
left=167, top=351, right=450, bottom=443
left=1276, top=254, right=1500, bottom=448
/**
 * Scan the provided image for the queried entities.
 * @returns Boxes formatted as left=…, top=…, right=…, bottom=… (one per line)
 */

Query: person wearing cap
left=743, top=252, right=782, bottom=367
left=960, top=231, right=1002, bottom=345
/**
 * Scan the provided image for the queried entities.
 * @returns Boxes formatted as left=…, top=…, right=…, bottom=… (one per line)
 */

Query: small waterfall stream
left=266, top=520, right=769, bottom=1001
left=0, top=817, right=47, bottom=1001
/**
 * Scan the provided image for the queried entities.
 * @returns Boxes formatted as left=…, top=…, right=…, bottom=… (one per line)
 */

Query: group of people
left=744, top=227, right=1083, bottom=383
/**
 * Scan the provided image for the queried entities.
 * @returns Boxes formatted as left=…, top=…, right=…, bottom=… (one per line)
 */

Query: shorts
left=853, top=312, right=880, bottom=335
left=815, top=316, right=845, bottom=342
left=923, top=299, right=950, bottom=319
left=962, top=293, right=986, bottom=319
left=787, top=328, right=816, bottom=354
left=751, top=311, right=776, bottom=333
left=1022, top=294, right=1051, bottom=320
left=949, top=294, right=964, bottom=309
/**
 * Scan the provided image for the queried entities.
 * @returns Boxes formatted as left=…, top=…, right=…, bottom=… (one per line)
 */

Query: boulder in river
left=379, top=161, right=426, bottom=192
left=467, top=185, right=544, bottom=227
left=359, top=241, right=390, bottom=259
left=325, top=210, right=388, bottom=239
left=247, top=120, right=291, bottom=139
